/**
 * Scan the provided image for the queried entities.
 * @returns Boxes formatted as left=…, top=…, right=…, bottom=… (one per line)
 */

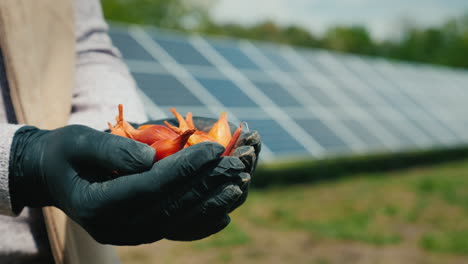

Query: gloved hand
left=9, top=125, right=247, bottom=244
left=140, top=116, right=262, bottom=212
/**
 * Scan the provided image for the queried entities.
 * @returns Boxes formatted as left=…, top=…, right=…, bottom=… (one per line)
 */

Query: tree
left=322, top=26, right=374, bottom=55
left=101, top=0, right=211, bottom=30
left=101, top=1, right=468, bottom=69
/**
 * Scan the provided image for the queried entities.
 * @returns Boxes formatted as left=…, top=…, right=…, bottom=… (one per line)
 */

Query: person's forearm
left=0, top=124, right=23, bottom=215
left=69, top=0, right=147, bottom=130
left=69, top=53, right=147, bottom=129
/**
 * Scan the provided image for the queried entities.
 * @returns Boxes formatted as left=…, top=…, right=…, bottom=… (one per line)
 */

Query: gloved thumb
left=69, top=126, right=155, bottom=175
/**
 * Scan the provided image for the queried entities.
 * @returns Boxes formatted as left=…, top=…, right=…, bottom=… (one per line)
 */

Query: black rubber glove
left=140, top=116, right=262, bottom=212
left=9, top=125, right=246, bottom=245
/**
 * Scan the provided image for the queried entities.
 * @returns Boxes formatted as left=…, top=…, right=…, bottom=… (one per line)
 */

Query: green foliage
left=198, top=20, right=321, bottom=47
left=322, top=26, right=375, bottom=55
left=378, top=16, right=468, bottom=68
left=253, top=146, right=468, bottom=188
left=102, top=1, right=468, bottom=69
left=101, top=0, right=210, bottom=30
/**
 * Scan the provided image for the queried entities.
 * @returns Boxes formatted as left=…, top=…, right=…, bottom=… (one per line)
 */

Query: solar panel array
left=109, top=24, right=468, bottom=161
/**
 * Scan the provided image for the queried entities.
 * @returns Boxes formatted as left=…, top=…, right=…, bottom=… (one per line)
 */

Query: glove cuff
left=9, top=126, right=48, bottom=214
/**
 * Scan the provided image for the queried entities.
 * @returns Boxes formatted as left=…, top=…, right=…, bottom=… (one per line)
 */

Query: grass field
left=118, top=158, right=468, bottom=264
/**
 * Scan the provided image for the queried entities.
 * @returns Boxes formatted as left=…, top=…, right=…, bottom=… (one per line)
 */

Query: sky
left=211, top=0, right=468, bottom=40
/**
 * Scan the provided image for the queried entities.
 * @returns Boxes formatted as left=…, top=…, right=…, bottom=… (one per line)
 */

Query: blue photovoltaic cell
left=134, top=73, right=204, bottom=106
left=295, top=119, right=349, bottom=151
left=421, top=120, right=461, bottom=143
left=243, top=119, right=308, bottom=155
left=371, top=87, right=416, bottom=108
left=341, top=120, right=387, bottom=150
left=242, top=70, right=274, bottom=84
left=375, top=120, right=417, bottom=148
left=403, top=118, right=445, bottom=145
left=368, top=65, right=424, bottom=107
left=462, top=120, right=468, bottom=133
left=398, top=106, right=455, bottom=144
left=229, top=107, right=269, bottom=120
left=300, top=84, right=340, bottom=107
left=312, top=68, right=373, bottom=107
left=252, top=81, right=301, bottom=107
left=210, top=42, right=260, bottom=70
left=151, top=36, right=213, bottom=66
left=258, top=47, right=298, bottom=72
left=423, top=116, right=463, bottom=141
left=337, top=87, right=373, bottom=107
left=195, top=78, right=259, bottom=107
left=160, top=106, right=216, bottom=119
left=399, top=102, right=460, bottom=141
left=109, top=31, right=156, bottom=61
left=340, top=60, right=417, bottom=109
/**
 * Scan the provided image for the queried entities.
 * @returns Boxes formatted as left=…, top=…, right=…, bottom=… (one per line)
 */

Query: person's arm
left=0, top=0, right=127, bottom=216
left=68, top=0, right=146, bottom=129
left=0, top=124, right=23, bottom=215
left=0, top=0, right=139, bottom=217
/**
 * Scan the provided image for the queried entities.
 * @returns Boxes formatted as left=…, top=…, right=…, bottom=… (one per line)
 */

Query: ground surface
left=118, top=158, right=468, bottom=264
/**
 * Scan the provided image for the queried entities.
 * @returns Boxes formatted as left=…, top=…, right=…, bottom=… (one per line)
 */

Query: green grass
left=199, top=158, right=468, bottom=253
left=193, top=222, right=251, bottom=250
left=420, top=231, right=468, bottom=255
left=120, top=157, right=468, bottom=264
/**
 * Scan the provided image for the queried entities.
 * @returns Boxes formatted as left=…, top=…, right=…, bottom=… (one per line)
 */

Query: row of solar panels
left=109, top=24, right=468, bottom=161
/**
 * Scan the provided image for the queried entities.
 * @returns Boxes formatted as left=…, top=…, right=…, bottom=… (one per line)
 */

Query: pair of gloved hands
left=9, top=117, right=261, bottom=245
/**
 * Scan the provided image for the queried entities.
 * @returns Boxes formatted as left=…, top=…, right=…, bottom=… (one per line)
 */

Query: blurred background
left=101, top=0, right=468, bottom=263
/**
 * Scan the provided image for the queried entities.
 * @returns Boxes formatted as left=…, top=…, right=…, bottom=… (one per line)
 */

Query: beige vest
left=0, top=1, right=118, bottom=263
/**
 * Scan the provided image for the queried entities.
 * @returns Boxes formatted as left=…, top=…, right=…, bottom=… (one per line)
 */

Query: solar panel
left=109, top=24, right=468, bottom=161
left=294, top=118, right=350, bottom=152
left=134, top=73, right=205, bottom=107
left=153, top=35, right=214, bottom=66
left=210, top=41, right=261, bottom=70
left=251, top=81, right=302, bottom=107
left=194, top=78, right=259, bottom=107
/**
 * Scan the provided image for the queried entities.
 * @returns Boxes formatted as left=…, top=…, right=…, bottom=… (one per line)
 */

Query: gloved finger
left=196, top=156, right=246, bottom=187
left=68, top=126, right=155, bottom=174
left=228, top=173, right=250, bottom=213
left=164, top=185, right=242, bottom=241
left=235, top=131, right=261, bottom=175
left=122, top=186, right=239, bottom=244
left=165, top=214, right=231, bottom=241
left=235, top=130, right=261, bottom=151
left=149, top=157, right=245, bottom=218
left=189, top=184, right=243, bottom=217
left=232, top=146, right=256, bottom=174
left=93, top=142, right=225, bottom=205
